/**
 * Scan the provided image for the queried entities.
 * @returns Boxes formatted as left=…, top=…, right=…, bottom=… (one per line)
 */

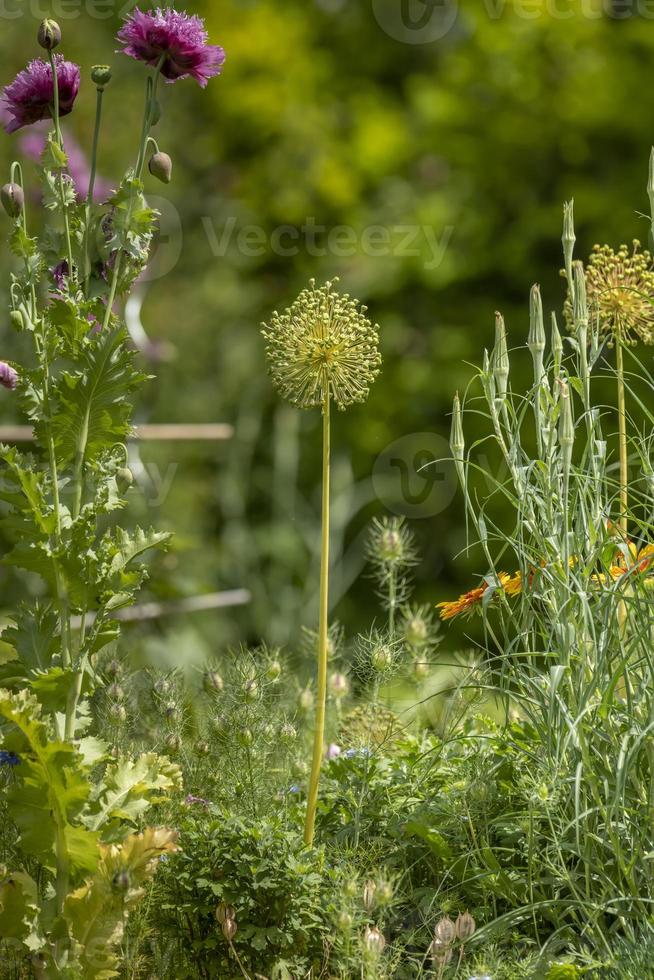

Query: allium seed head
left=564, top=241, right=654, bottom=346
left=261, top=279, right=381, bottom=411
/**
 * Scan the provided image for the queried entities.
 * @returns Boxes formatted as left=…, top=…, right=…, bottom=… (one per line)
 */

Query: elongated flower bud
left=492, top=312, right=509, bottom=402
left=148, top=151, right=173, bottom=184
left=573, top=261, right=588, bottom=334
left=528, top=284, right=546, bottom=385
left=1, top=183, right=24, bottom=218
left=559, top=380, right=574, bottom=479
left=38, top=19, right=61, bottom=51
left=450, top=391, right=465, bottom=488
left=562, top=199, right=576, bottom=291
left=551, top=312, right=563, bottom=376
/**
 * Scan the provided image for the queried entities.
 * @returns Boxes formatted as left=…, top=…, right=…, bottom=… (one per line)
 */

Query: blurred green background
left=0, top=0, right=652, bottom=660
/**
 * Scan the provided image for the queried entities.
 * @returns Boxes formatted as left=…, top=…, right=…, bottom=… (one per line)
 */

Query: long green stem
left=48, top=51, right=74, bottom=275
left=616, top=336, right=629, bottom=536
left=83, top=85, right=105, bottom=295
left=304, top=389, right=331, bottom=847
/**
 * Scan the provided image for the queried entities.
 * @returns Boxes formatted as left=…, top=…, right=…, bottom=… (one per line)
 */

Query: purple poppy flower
left=117, top=7, right=225, bottom=87
left=2, top=56, right=80, bottom=133
left=51, top=259, right=69, bottom=291
left=0, top=362, right=18, bottom=391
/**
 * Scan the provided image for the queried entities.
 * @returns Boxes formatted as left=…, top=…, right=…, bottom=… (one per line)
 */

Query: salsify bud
left=528, top=284, right=546, bottom=385
left=434, top=915, right=456, bottom=945
left=454, top=910, right=476, bottom=941
left=148, top=151, right=173, bottom=184
left=1, top=183, right=24, bottom=218
left=364, top=925, right=386, bottom=955
left=203, top=670, right=224, bottom=693
left=551, top=312, right=563, bottom=375
left=450, top=391, right=465, bottom=483
left=37, top=19, right=61, bottom=51
left=492, top=312, right=509, bottom=402
left=562, top=199, right=576, bottom=289
left=91, top=64, right=112, bottom=89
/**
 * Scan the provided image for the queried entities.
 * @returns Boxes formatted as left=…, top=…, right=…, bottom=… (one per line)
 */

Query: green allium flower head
left=564, top=241, right=654, bottom=346
left=261, top=278, right=381, bottom=411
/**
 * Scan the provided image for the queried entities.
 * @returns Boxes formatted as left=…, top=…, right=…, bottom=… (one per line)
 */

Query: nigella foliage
left=0, top=12, right=224, bottom=974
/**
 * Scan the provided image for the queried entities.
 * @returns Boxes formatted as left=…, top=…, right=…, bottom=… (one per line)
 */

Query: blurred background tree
left=0, top=0, right=652, bottom=664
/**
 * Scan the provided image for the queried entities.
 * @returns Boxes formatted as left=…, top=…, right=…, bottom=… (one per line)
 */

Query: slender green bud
left=450, top=392, right=465, bottom=488
left=91, top=65, right=112, bottom=89
left=559, top=380, right=575, bottom=471
left=1, top=183, right=24, bottom=218
left=37, top=19, right=61, bottom=51
left=573, top=261, right=588, bottom=333
left=492, top=312, right=509, bottom=401
left=551, top=312, right=563, bottom=376
left=562, top=199, right=576, bottom=292
left=649, top=148, right=654, bottom=252
left=528, top=284, right=546, bottom=384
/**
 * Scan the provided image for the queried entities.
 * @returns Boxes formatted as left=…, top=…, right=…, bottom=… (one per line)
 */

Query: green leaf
left=106, top=526, right=172, bottom=579
left=0, top=870, right=42, bottom=950
left=83, top=753, right=183, bottom=835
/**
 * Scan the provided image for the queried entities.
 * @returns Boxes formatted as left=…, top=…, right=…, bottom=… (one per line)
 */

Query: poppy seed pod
left=37, top=19, right=61, bottom=51
left=266, top=659, right=282, bottom=681
left=148, top=151, right=173, bottom=184
left=1, top=183, right=24, bottom=218
left=91, top=64, right=112, bottom=89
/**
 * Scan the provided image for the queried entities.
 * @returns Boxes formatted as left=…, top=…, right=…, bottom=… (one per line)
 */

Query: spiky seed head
left=215, top=902, right=236, bottom=925
left=261, top=279, right=381, bottom=411
left=565, top=242, right=654, bottom=346
left=367, top=516, right=417, bottom=568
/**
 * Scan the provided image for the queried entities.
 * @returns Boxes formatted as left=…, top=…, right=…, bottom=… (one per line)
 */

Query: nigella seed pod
left=196, top=740, right=210, bottom=755
left=280, top=722, right=297, bottom=745
left=429, top=937, right=453, bottom=967
left=153, top=677, right=170, bottom=697
left=109, top=703, right=127, bottom=723
left=363, top=879, right=377, bottom=911
left=106, top=659, right=122, bottom=679
left=266, top=659, right=282, bottom=681
left=203, top=670, right=224, bottom=693
left=376, top=879, right=394, bottom=906
left=215, top=902, right=236, bottom=924
left=37, top=19, right=61, bottom=51
left=329, top=672, right=348, bottom=698
left=413, top=659, right=430, bottom=680
left=222, top=917, right=237, bottom=941
left=370, top=644, right=393, bottom=672
left=237, top=728, right=253, bottom=747
left=243, top=678, right=258, bottom=702
left=165, top=733, right=181, bottom=754
left=434, top=915, right=456, bottom=945
left=148, top=151, right=173, bottom=184
left=454, top=910, right=476, bottom=941
left=364, top=925, right=386, bottom=955
left=91, top=64, right=112, bottom=89
left=1, top=183, right=24, bottom=218
left=337, top=911, right=353, bottom=932
left=164, top=702, right=179, bottom=721
left=107, top=682, right=124, bottom=700
left=299, top=688, right=314, bottom=711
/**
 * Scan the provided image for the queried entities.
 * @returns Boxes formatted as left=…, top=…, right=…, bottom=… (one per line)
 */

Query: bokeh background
left=0, top=0, right=652, bottom=664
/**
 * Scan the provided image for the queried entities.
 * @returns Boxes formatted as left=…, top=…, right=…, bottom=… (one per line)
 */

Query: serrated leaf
left=0, top=870, right=41, bottom=947
left=107, top=526, right=172, bottom=578
left=84, top=753, right=183, bottom=834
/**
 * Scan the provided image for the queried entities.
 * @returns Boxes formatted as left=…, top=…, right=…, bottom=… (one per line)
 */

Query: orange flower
left=436, top=571, right=523, bottom=621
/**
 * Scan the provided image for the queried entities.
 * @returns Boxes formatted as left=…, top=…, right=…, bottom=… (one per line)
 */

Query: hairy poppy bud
left=1, top=183, right=24, bottom=218
left=148, top=151, right=173, bottom=184
left=116, top=467, right=134, bottom=493
left=91, top=64, right=112, bottom=89
left=37, top=19, right=61, bottom=51
left=9, top=309, right=24, bottom=331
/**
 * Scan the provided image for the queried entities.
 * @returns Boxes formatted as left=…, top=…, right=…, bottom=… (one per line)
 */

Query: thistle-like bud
left=262, top=279, right=381, bottom=411
left=455, top=910, right=476, bottom=941
left=370, top=643, right=393, bottom=672
left=148, top=151, right=173, bottom=184
left=91, top=64, right=112, bottom=89
left=107, top=682, right=124, bottom=700
left=492, top=312, right=509, bottom=402
left=106, top=659, right=122, bottom=679
left=196, top=740, right=210, bottom=755
left=203, top=670, right=224, bottom=693
left=37, top=19, right=61, bottom=51
left=109, top=703, right=126, bottom=723
left=1, top=183, right=24, bottom=218
left=562, top=199, right=576, bottom=290
left=364, top=925, right=386, bottom=955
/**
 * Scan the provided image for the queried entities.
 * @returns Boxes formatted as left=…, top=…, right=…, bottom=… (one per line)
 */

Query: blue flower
left=288, top=784, right=301, bottom=794
left=344, top=747, right=372, bottom=759
left=0, top=751, right=20, bottom=766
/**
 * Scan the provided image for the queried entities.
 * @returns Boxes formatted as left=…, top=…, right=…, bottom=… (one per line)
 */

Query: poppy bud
left=37, top=19, right=61, bottom=51
left=1, top=183, right=24, bottom=218
left=148, top=151, right=173, bottom=184
left=9, top=310, right=24, bottom=331
left=91, top=64, right=112, bottom=89
left=116, top=467, right=134, bottom=493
